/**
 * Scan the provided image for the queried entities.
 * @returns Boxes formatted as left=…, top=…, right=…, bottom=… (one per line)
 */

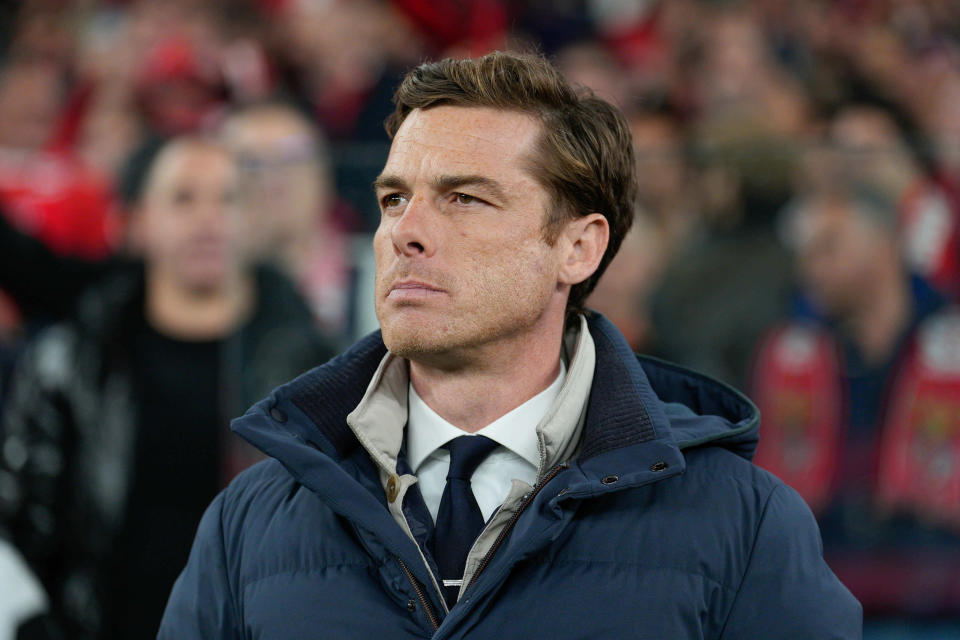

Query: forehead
left=225, top=110, right=314, bottom=149
left=148, top=144, right=236, bottom=193
left=793, top=198, right=865, bottom=246
left=385, top=106, right=543, bottom=179
left=831, top=111, right=900, bottom=148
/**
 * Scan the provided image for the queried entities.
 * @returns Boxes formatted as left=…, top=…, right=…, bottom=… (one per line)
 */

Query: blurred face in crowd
left=0, top=62, right=62, bottom=151
left=702, top=12, right=769, bottom=102
left=373, top=106, right=592, bottom=364
left=135, top=140, right=245, bottom=293
left=630, top=113, right=686, bottom=215
left=586, top=219, right=661, bottom=349
left=222, top=106, right=329, bottom=258
left=829, top=106, right=913, bottom=190
left=78, top=96, right=143, bottom=178
left=792, top=196, right=896, bottom=318
left=556, top=43, right=628, bottom=109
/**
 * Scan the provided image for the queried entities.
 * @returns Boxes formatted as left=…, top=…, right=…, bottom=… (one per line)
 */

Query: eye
left=455, top=193, right=477, bottom=205
left=381, top=193, right=407, bottom=209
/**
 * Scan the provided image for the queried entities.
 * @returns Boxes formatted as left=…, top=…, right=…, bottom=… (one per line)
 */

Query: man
left=0, top=137, right=331, bottom=639
left=752, top=185, right=960, bottom=627
left=221, top=100, right=355, bottom=338
left=827, top=102, right=960, bottom=299
left=160, top=52, right=860, bottom=638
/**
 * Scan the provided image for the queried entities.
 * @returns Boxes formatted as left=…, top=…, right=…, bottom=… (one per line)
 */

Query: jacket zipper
left=398, top=558, right=440, bottom=632
left=465, top=462, right=568, bottom=592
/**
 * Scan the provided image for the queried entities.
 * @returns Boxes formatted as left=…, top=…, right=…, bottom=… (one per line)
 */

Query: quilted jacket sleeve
left=720, top=483, right=862, bottom=639
left=157, top=491, right=243, bottom=639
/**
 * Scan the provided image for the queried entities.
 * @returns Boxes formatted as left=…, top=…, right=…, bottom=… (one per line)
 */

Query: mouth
left=183, top=240, right=228, bottom=259
left=387, top=279, right=446, bottom=301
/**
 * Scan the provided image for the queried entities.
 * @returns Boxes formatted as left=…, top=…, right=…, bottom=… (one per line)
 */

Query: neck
left=842, top=270, right=911, bottom=366
left=145, top=269, right=254, bottom=341
left=408, top=314, right=568, bottom=433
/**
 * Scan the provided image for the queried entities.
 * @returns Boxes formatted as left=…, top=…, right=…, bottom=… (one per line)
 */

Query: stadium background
left=1, top=1, right=959, bottom=638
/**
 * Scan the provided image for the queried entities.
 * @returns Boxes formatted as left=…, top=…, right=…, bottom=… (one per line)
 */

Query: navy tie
left=432, top=435, right=499, bottom=607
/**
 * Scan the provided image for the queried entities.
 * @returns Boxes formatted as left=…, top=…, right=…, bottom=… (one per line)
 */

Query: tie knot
left=444, top=435, right=498, bottom=481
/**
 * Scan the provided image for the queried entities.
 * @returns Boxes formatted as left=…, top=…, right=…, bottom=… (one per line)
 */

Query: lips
left=386, top=279, right=446, bottom=300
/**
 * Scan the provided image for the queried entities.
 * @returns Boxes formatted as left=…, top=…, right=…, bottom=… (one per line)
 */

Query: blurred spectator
left=0, top=55, right=122, bottom=402
left=221, top=99, right=357, bottom=339
left=0, top=0, right=957, bottom=632
left=636, top=3, right=808, bottom=389
left=691, top=5, right=808, bottom=138
left=752, top=185, right=960, bottom=626
left=76, top=88, right=144, bottom=184
left=0, top=137, right=332, bottom=640
left=586, top=215, right=663, bottom=351
left=134, top=34, right=228, bottom=135
left=647, top=122, right=797, bottom=389
left=587, top=104, right=693, bottom=352
left=267, top=0, right=422, bottom=227
left=271, top=0, right=422, bottom=141
left=0, top=58, right=118, bottom=262
left=827, top=102, right=960, bottom=300
left=556, top=40, right=631, bottom=109
left=629, top=104, right=696, bottom=259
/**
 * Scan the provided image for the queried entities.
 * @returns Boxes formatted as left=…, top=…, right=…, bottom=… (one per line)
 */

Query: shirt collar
left=406, top=360, right=566, bottom=473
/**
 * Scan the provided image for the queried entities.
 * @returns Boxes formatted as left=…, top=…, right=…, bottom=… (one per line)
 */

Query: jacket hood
left=232, top=311, right=761, bottom=487
left=637, top=354, right=759, bottom=461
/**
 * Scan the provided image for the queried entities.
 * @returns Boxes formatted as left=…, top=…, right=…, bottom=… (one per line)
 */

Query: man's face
left=793, top=198, right=888, bottom=318
left=630, top=115, right=685, bottom=214
left=0, top=64, right=62, bottom=151
left=829, top=108, right=909, bottom=185
left=373, top=106, right=567, bottom=362
left=222, top=110, right=327, bottom=257
left=138, top=143, right=245, bottom=293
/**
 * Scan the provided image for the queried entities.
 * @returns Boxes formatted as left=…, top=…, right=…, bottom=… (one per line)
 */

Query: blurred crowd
left=0, top=0, right=959, bottom=638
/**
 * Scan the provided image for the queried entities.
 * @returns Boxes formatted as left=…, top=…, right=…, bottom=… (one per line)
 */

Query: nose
left=199, top=199, right=229, bottom=231
left=390, top=194, right=436, bottom=258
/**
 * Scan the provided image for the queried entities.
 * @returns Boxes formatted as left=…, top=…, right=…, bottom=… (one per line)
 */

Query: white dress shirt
left=406, top=360, right=567, bottom=523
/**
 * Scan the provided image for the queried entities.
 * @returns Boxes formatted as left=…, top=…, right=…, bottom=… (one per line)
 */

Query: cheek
left=373, top=223, right=394, bottom=266
left=470, top=238, right=556, bottom=298
left=372, top=222, right=400, bottom=296
left=225, top=214, right=248, bottom=248
left=140, top=217, right=173, bottom=255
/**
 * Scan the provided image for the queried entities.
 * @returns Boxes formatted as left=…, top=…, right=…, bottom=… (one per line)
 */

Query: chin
left=380, top=313, right=521, bottom=365
left=380, top=318, right=446, bottom=359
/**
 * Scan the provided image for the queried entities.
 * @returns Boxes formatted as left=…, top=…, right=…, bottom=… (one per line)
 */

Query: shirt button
left=386, top=475, right=400, bottom=503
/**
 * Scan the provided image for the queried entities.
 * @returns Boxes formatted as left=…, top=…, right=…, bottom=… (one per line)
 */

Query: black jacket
left=0, top=264, right=334, bottom=639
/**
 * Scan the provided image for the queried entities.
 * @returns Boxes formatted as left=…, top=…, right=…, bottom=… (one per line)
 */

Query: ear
left=557, top=213, right=609, bottom=286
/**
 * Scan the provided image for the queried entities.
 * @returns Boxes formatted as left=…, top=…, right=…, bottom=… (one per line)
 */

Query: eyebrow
left=372, top=174, right=406, bottom=192
left=372, top=173, right=509, bottom=203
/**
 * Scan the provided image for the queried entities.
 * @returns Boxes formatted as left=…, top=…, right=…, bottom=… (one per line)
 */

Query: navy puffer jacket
left=159, top=314, right=861, bottom=639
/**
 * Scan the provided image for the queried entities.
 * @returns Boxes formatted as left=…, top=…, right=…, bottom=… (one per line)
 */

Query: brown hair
left=385, top=51, right=637, bottom=321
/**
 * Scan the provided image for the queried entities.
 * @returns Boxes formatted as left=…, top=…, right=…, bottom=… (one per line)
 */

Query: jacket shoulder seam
left=716, top=481, right=781, bottom=638
left=217, top=494, right=245, bottom=629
